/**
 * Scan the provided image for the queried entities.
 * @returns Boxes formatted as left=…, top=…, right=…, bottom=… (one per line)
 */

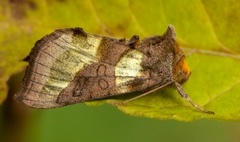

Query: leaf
left=1, top=0, right=240, bottom=121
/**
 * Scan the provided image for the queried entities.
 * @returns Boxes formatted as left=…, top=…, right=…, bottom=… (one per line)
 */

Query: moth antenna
left=174, top=82, right=214, bottom=114
left=123, top=81, right=173, bottom=104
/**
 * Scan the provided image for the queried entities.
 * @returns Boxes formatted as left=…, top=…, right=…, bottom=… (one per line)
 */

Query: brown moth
left=14, top=25, right=213, bottom=114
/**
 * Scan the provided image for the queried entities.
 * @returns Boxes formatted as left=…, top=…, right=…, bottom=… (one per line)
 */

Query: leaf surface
left=1, top=0, right=240, bottom=121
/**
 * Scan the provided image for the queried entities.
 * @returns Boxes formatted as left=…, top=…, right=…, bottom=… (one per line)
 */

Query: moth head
left=164, top=25, right=191, bottom=84
left=173, top=56, right=191, bottom=84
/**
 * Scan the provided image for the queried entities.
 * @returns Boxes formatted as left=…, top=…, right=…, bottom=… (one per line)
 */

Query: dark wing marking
left=56, top=50, right=153, bottom=106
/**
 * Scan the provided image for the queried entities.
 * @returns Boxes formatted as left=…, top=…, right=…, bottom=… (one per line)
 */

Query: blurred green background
left=1, top=0, right=240, bottom=142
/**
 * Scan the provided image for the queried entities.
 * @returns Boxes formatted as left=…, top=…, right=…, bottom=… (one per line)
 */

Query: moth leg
left=174, top=82, right=214, bottom=114
left=127, top=35, right=140, bottom=48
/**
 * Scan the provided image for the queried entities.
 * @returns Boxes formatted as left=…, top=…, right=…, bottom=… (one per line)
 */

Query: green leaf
left=1, top=0, right=240, bottom=121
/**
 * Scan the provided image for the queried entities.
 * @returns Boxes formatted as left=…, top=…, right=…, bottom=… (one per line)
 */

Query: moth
left=14, top=25, right=213, bottom=114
